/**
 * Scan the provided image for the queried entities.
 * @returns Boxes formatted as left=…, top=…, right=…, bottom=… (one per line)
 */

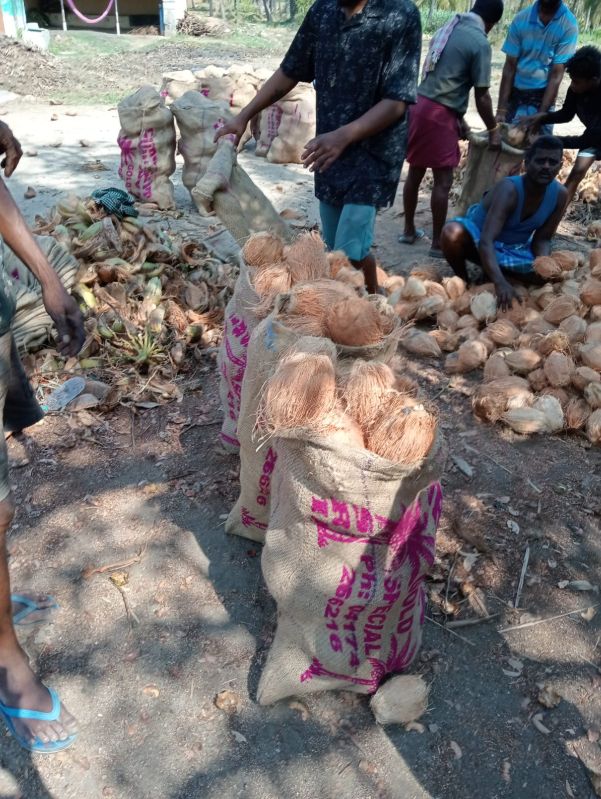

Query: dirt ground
left=0, top=30, right=600, bottom=799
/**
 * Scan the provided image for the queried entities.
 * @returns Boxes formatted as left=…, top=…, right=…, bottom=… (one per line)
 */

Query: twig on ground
left=427, top=616, right=476, bottom=646
left=113, top=583, right=140, bottom=627
left=82, top=542, right=148, bottom=580
left=462, top=443, right=512, bottom=474
left=514, top=545, right=530, bottom=609
left=447, top=614, right=499, bottom=629
left=499, top=603, right=600, bottom=633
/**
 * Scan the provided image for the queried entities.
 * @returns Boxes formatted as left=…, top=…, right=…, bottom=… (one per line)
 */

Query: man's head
left=538, top=0, right=561, bottom=16
left=525, top=136, right=563, bottom=185
left=471, top=0, right=504, bottom=33
left=566, top=46, right=601, bottom=95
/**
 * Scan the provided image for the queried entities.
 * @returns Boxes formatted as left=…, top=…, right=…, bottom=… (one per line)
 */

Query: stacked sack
left=217, top=230, right=446, bottom=709
left=383, top=249, right=601, bottom=444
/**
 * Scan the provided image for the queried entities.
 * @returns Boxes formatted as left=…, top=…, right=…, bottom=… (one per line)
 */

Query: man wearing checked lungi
left=400, top=0, right=504, bottom=259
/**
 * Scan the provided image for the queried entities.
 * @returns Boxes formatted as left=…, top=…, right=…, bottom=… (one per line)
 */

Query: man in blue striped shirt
left=495, top=0, right=578, bottom=133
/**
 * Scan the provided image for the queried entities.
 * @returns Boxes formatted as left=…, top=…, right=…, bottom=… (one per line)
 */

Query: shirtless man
left=440, top=135, right=566, bottom=309
left=0, top=121, right=83, bottom=752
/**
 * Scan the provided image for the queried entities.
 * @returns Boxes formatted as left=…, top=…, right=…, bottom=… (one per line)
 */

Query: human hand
left=301, top=129, right=351, bottom=173
left=495, top=109, right=507, bottom=125
left=517, top=114, right=542, bottom=132
left=459, top=118, right=471, bottom=140
left=0, top=121, right=22, bottom=177
left=488, top=126, right=502, bottom=151
left=42, top=282, right=85, bottom=357
left=213, top=115, right=248, bottom=145
left=494, top=278, right=519, bottom=311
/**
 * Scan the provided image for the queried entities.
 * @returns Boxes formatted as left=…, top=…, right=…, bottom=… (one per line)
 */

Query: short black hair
left=566, top=46, right=601, bottom=81
left=525, top=135, right=564, bottom=161
left=471, top=0, right=504, bottom=24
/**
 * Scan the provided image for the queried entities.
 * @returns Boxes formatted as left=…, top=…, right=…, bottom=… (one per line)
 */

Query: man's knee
left=0, top=496, right=15, bottom=534
left=441, top=221, right=465, bottom=250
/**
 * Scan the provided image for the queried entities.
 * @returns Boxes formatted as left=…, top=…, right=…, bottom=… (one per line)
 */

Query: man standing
left=400, top=0, right=504, bottom=259
left=519, top=46, right=601, bottom=208
left=0, top=121, right=83, bottom=752
left=441, top=136, right=566, bottom=309
left=216, top=0, right=422, bottom=294
left=495, top=0, right=578, bottom=132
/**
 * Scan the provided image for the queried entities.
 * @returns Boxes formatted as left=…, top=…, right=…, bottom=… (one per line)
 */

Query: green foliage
left=420, top=8, right=454, bottom=33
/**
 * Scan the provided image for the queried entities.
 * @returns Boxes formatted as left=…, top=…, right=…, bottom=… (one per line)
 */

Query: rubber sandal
left=0, top=688, right=77, bottom=753
left=398, top=229, right=425, bottom=245
left=11, top=593, right=58, bottom=626
left=428, top=248, right=445, bottom=260
left=42, top=377, right=86, bottom=413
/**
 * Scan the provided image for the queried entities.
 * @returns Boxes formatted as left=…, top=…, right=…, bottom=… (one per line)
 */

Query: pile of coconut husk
left=176, top=12, right=230, bottom=37
left=29, top=194, right=237, bottom=410
left=382, top=249, right=601, bottom=444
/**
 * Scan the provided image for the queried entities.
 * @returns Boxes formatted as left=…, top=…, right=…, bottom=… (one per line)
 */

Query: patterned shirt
left=281, top=0, right=421, bottom=208
left=501, top=2, right=578, bottom=91
left=0, top=240, right=16, bottom=338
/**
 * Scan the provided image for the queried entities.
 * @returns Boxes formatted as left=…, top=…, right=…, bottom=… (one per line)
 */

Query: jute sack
left=160, top=70, right=199, bottom=104
left=117, top=86, right=177, bottom=210
left=267, top=88, right=316, bottom=165
left=171, top=91, right=231, bottom=193
left=195, top=66, right=237, bottom=105
left=192, top=138, right=292, bottom=245
left=455, top=128, right=525, bottom=215
left=5, top=236, right=78, bottom=353
left=226, top=296, right=401, bottom=543
left=255, top=105, right=283, bottom=157
left=217, top=255, right=260, bottom=452
left=257, top=433, right=445, bottom=705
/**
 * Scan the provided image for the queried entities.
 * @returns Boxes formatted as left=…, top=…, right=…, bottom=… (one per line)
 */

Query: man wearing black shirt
left=520, top=46, right=601, bottom=208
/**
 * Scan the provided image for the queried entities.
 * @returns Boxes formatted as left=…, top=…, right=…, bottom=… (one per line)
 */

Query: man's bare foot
left=0, top=647, right=77, bottom=749
left=11, top=591, right=57, bottom=625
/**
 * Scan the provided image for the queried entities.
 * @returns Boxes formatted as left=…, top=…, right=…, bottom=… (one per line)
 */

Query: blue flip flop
left=0, top=687, right=77, bottom=753
left=11, top=593, right=59, bottom=626
left=398, top=228, right=426, bottom=245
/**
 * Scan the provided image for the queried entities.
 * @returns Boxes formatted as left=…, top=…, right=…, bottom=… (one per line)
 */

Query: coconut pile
left=383, top=249, right=601, bottom=444
left=30, top=194, right=236, bottom=408
left=239, top=230, right=437, bottom=463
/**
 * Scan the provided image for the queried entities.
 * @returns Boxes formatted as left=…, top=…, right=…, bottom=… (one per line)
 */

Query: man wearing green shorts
left=216, top=0, right=422, bottom=294
left=0, top=121, right=84, bottom=752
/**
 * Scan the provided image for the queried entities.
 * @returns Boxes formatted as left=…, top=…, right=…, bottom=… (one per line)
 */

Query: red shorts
left=406, top=95, right=461, bottom=169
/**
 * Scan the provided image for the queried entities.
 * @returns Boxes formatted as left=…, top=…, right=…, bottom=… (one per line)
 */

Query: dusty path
left=0, top=34, right=599, bottom=799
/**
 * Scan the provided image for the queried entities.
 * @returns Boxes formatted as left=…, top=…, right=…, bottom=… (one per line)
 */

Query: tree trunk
left=289, top=0, right=297, bottom=19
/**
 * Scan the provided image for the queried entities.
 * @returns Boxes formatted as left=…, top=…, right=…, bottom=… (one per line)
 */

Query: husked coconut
left=572, top=366, right=601, bottom=392
left=401, top=330, right=442, bottom=358
left=586, top=322, right=601, bottom=343
left=401, top=276, right=427, bottom=300
left=437, top=307, right=460, bottom=331
left=581, top=278, right=601, bottom=307
left=442, top=276, right=466, bottom=301
left=580, top=343, right=601, bottom=371
left=539, top=386, right=570, bottom=409
left=586, top=409, right=601, bottom=444
left=584, top=381, right=601, bottom=409
left=543, top=351, right=574, bottom=387
left=472, top=377, right=532, bottom=422
left=445, top=340, right=488, bottom=373
left=552, top=250, right=581, bottom=271
left=470, top=291, right=497, bottom=323
left=415, top=295, right=446, bottom=320
left=559, top=315, right=587, bottom=343
left=456, top=314, right=479, bottom=330
left=370, top=675, right=429, bottom=725
left=505, top=349, right=542, bottom=374
left=528, top=368, right=548, bottom=392
left=533, top=256, right=562, bottom=280
left=565, top=398, right=590, bottom=430
left=430, top=329, right=460, bottom=352
left=537, top=330, right=571, bottom=355
left=487, top=319, right=519, bottom=345
left=543, top=295, right=579, bottom=324
left=483, top=352, right=510, bottom=382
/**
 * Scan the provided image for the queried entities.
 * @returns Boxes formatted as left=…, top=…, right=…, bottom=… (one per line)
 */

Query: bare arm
left=475, top=87, right=501, bottom=149
left=215, top=68, right=298, bottom=143
left=496, top=56, right=517, bottom=123
left=479, top=181, right=520, bottom=309
left=531, top=187, right=567, bottom=256
left=0, top=178, right=84, bottom=355
left=539, top=63, right=565, bottom=114
left=302, top=99, right=407, bottom=173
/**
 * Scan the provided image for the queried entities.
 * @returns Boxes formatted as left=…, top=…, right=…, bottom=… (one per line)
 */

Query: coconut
left=533, top=256, right=562, bottom=281
left=326, top=250, right=351, bottom=277
left=536, top=330, right=571, bottom=356
left=453, top=292, right=472, bottom=315
left=242, top=231, right=284, bottom=267
left=552, top=250, right=581, bottom=271
left=424, top=280, right=448, bottom=300
left=486, top=319, right=519, bottom=346
left=458, top=327, right=480, bottom=343
left=415, top=295, right=446, bottom=320
left=280, top=280, right=355, bottom=335
left=523, top=317, right=556, bottom=336
left=430, top=329, right=460, bottom=352
left=565, top=398, right=590, bottom=430
left=581, top=278, right=601, bottom=307
left=586, top=322, right=601, bottom=344
left=456, top=314, right=479, bottom=330
left=572, top=366, right=601, bottom=392
left=393, top=301, right=418, bottom=321
left=470, top=291, right=497, bottom=323
left=401, top=331, right=442, bottom=358
left=543, top=351, right=574, bottom=388
left=584, top=381, right=601, bottom=409
left=534, top=395, right=565, bottom=432
left=410, top=264, right=442, bottom=283
left=322, top=409, right=366, bottom=450
left=366, top=395, right=437, bottom=464
left=445, top=340, right=488, bottom=374
left=497, top=299, right=527, bottom=326
left=401, top=276, right=427, bottom=301
left=528, top=368, right=548, bottom=392
left=437, top=307, right=460, bottom=331
left=443, top=276, right=467, bottom=301
left=252, top=263, right=293, bottom=317
left=334, top=266, right=365, bottom=289
left=394, top=375, right=420, bottom=396
left=502, top=407, right=550, bottom=434
left=539, top=386, right=570, bottom=409
left=483, top=352, right=510, bottom=382
left=562, top=280, right=581, bottom=300
left=505, top=349, right=542, bottom=374
left=338, top=360, right=396, bottom=428
left=384, top=275, right=405, bottom=293
left=580, top=343, right=601, bottom=372
left=472, top=377, right=532, bottom=423
left=283, top=231, right=330, bottom=283
left=559, top=315, right=587, bottom=343
left=590, top=306, right=601, bottom=322
left=324, top=297, right=393, bottom=347
left=587, top=221, right=601, bottom=241
left=531, top=284, right=555, bottom=310
left=376, top=265, right=389, bottom=286
left=370, top=674, right=429, bottom=726
left=478, top=332, right=495, bottom=355
left=543, top=295, right=579, bottom=324
left=590, top=249, right=601, bottom=277
left=506, top=125, right=526, bottom=147
left=586, top=409, right=601, bottom=444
